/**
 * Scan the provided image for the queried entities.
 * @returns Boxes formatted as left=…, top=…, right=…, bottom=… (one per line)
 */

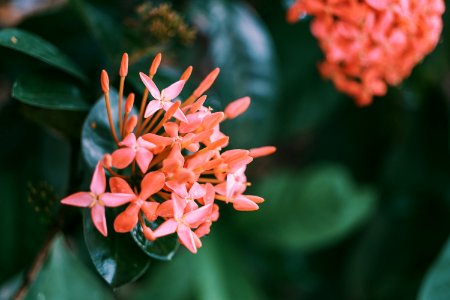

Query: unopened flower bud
left=120, top=53, right=129, bottom=77
left=150, top=53, right=162, bottom=76
left=180, top=66, right=193, bottom=81
left=125, top=93, right=135, bottom=113
left=249, top=146, right=277, bottom=158
left=103, top=154, right=112, bottom=168
left=125, top=115, right=138, bottom=133
left=225, top=97, right=251, bottom=119
left=193, top=68, right=220, bottom=97
left=101, top=70, right=109, bottom=93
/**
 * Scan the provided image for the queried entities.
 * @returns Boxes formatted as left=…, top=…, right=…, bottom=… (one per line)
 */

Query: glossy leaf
left=20, top=105, right=86, bottom=140
left=125, top=233, right=262, bottom=300
left=69, top=0, right=122, bottom=63
left=131, top=217, right=179, bottom=261
left=81, top=89, right=137, bottom=170
left=418, top=235, right=450, bottom=300
left=25, top=235, right=114, bottom=300
left=83, top=210, right=150, bottom=288
left=241, top=164, right=376, bottom=251
left=0, top=28, right=86, bottom=81
left=12, top=73, right=90, bottom=111
left=188, top=0, right=279, bottom=148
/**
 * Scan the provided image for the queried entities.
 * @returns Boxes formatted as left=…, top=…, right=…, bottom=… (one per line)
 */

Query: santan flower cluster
left=288, top=0, right=445, bottom=106
left=61, top=53, right=275, bottom=253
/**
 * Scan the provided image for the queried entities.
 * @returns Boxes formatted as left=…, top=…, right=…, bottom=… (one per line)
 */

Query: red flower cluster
left=61, top=53, right=275, bottom=253
left=288, top=0, right=445, bottom=105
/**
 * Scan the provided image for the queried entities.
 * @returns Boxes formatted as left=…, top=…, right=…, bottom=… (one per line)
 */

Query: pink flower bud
left=225, top=97, right=251, bottom=119
left=180, top=66, right=193, bottom=81
left=125, top=93, right=135, bottom=113
left=101, top=70, right=109, bottom=93
left=193, top=68, right=220, bottom=97
left=150, top=53, right=162, bottom=76
left=249, top=146, right=276, bottom=158
left=120, top=53, right=128, bottom=77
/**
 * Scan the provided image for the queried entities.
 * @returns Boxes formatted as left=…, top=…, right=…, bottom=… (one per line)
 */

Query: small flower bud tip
left=249, top=146, right=277, bottom=158
left=150, top=53, right=162, bottom=76
left=125, top=93, right=135, bottom=113
left=225, top=96, right=251, bottom=119
left=194, top=68, right=220, bottom=97
left=120, top=53, right=129, bottom=77
left=103, top=154, right=112, bottom=168
left=101, top=70, right=109, bottom=93
left=125, top=115, right=138, bottom=133
left=180, top=66, right=193, bottom=81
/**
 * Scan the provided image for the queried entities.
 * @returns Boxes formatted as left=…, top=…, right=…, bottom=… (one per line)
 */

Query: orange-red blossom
left=288, top=0, right=445, bottom=106
left=61, top=53, right=276, bottom=253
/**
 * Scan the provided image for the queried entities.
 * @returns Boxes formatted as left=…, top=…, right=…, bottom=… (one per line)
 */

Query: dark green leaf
left=20, top=105, right=86, bottom=140
left=131, top=218, right=179, bottom=261
left=83, top=210, right=150, bottom=288
left=241, top=164, right=376, bottom=251
left=12, top=73, right=90, bottom=111
left=82, top=89, right=136, bottom=170
left=25, top=235, right=114, bottom=300
left=124, top=233, right=262, bottom=300
left=188, top=0, right=279, bottom=147
left=69, top=0, right=122, bottom=63
left=0, top=28, right=86, bottom=81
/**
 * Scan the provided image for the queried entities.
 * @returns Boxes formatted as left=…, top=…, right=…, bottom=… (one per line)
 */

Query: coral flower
left=61, top=52, right=276, bottom=254
left=287, top=0, right=445, bottom=105
left=140, top=72, right=188, bottom=122
left=61, top=162, right=135, bottom=236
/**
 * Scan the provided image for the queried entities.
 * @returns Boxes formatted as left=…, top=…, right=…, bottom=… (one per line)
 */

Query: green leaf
left=124, top=233, right=263, bottom=300
left=131, top=218, right=179, bottom=261
left=417, top=236, right=450, bottom=300
left=241, top=164, right=376, bottom=251
left=83, top=210, right=150, bottom=288
left=188, top=0, right=279, bottom=147
left=82, top=89, right=135, bottom=170
left=12, top=73, right=90, bottom=111
left=20, top=105, right=86, bottom=140
left=25, top=235, right=114, bottom=300
left=0, top=28, right=86, bottom=81
left=69, top=0, right=122, bottom=63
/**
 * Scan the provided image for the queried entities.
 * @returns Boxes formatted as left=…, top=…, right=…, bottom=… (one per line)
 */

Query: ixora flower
left=287, top=0, right=445, bottom=106
left=61, top=53, right=276, bottom=253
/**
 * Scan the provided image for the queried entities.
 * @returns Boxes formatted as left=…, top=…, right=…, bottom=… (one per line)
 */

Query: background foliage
left=1, top=0, right=450, bottom=299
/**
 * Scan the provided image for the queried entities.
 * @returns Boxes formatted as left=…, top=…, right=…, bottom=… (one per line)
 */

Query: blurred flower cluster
left=61, top=53, right=275, bottom=253
left=288, top=0, right=445, bottom=105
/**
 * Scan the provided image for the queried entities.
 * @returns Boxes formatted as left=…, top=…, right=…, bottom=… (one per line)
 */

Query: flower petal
left=153, top=219, right=178, bottom=238
left=61, top=192, right=92, bottom=207
left=156, top=200, right=174, bottom=218
left=109, top=177, right=134, bottom=194
left=111, top=148, right=135, bottom=169
left=136, top=148, right=153, bottom=173
left=189, top=182, right=205, bottom=199
left=90, top=161, right=106, bottom=195
left=177, top=224, right=197, bottom=253
left=141, top=133, right=173, bottom=147
left=144, top=100, right=162, bottom=118
left=162, top=80, right=186, bottom=100
left=140, top=171, right=165, bottom=199
left=119, top=133, right=136, bottom=148
left=113, top=203, right=140, bottom=233
left=100, top=192, right=135, bottom=207
left=91, top=204, right=107, bottom=236
left=184, top=204, right=212, bottom=226
left=163, top=122, right=179, bottom=138
left=140, top=72, right=161, bottom=99
left=173, top=193, right=187, bottom=220
left=233, top=196, right=259, bottom=211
